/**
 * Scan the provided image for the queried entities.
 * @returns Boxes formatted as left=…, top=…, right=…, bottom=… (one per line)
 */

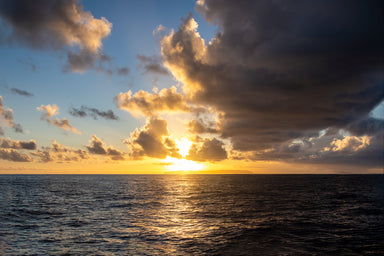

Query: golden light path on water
left=163, top=138, right=206, bottom=172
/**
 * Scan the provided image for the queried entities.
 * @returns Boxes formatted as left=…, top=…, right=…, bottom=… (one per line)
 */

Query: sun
left=164, top=156, right=205, bottom=171
left=176, top=137, right=193, bottom=158
left=163, top=138, right=205, bottom=172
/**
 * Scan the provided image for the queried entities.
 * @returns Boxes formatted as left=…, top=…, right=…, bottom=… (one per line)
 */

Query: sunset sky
left=0, top=0, right=383, bottom=174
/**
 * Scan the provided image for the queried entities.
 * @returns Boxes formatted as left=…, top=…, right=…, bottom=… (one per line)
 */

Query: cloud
left=116, top=67, right=130, bottom=76
left=115, top=86, right=192, bottom=117
left=324, top=136, right=371, bottom=153
left=158, top=1, right=383, bottom=167
left=37, top=104, right=81, bottom=134
left=239, top=128, right=383, bottom=167
left=86, top=135, right=108, bottom=154
left=163, top=2, right=383, bottom=148
left=124, top=117, right=181, bottom=159
left=86, top=135, right=126, bottom=160
left=187, top=138, right=227, bottom=162
left=51, top=118, right=81, bottom=134
left=32, top=140, right=89, bottom=163
left=10, top=88, right=33, bottom=97
left=0, top=138, right=36, bottom=150
left=0, top=148, right=33, bottom=162
left=153, top=24, right=166, bottom=36
left=137, top=54, right=169, bottom=75
left=69, top=106, right=119, bottom=120
left=65, top=50, right=103, bottom=73
left=0, top=136, right=35, bottom=164
left=0, top=0, right=112, bottom=73
left=37, top=104, right=58, bottom=119
left=18, top=56, right=38, bottom=71
left=346, top=117, right=384, bottom=136
left=0, top=95, right=23, bottom=134
left=187, top=119, right=218, bottom=134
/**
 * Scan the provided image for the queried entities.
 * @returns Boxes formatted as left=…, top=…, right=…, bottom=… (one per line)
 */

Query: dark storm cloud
left=346, top=118, right=384, bottom=136
left=10, top=88, right=33, bottom=97
left=0, top=0, right=112, bottom=73
left=187, top=138, right=227, bottom=162
left=161, top=0, right=383, bottom=161
left=86, top=135, right=126, bottom=161
left=69, top=106, right=119, bottom=120
left=137, top=54, right=169, bottom=75
left=124, top=117, right=181, bottom=159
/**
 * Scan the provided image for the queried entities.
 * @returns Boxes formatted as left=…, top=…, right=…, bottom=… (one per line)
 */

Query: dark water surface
left=0, top=175, right=383, bottom=255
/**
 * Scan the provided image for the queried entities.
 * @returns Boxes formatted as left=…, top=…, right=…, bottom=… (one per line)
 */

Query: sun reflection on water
left=156, top=177, right=199, bottom=241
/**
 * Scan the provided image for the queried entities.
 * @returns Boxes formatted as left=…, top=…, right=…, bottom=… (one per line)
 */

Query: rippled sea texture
left=0, top=175, right=383, bottom=255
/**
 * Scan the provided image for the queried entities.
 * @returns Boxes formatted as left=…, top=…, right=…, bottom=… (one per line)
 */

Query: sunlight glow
left=164, top=156, right=205, bottom=172
left=176, top=137, right=193, bottom=157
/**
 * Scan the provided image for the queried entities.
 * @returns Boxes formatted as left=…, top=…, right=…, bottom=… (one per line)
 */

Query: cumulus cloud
left=153, top=24, right=166, bottom=36
left=137, top=54, right=169, bottom=75
left=86, top=135, right=126, bottom=161
left=0, top=0, right=113, bottom=73
left=32, top=140, right=89, bottom=163
left=37, top=104, right=58, bottom=119
left=124, top=117, right=181, bottom=159
left=0, top=137, right=35, bottom=163
left=324, top=136, right=371, bottom=153
left=0, top=95, right=23, bottom=134
left=0, top=148, right=33, bottom=162
left=69, top=106, right=119, bottom=120
left=0, top=138, right=36, bottom=150
left=37, top=104, right=81, bottom=134
left=115, top=86, right=192, bottom=117
left=187, top=138, right=227, bottom=162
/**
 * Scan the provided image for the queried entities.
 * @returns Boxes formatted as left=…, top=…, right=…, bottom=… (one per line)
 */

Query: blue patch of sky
left=0, top=0, right=217, bottom=149
left=370, top=101, right=384, bottom=120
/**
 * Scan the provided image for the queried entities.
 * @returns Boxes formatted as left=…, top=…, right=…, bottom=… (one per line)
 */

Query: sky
left=0, top=0, right=383, bottom=174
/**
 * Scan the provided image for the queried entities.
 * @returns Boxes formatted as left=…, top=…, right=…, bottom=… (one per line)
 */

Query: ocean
left=0, top=174, right=383, bottom=255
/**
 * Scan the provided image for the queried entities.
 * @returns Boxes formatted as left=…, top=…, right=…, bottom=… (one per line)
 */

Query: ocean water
left=0, top=175, right=383, bottom=255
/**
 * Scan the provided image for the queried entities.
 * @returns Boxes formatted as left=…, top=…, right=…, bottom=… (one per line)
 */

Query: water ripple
left=0, top=174, right=383, bottom=255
